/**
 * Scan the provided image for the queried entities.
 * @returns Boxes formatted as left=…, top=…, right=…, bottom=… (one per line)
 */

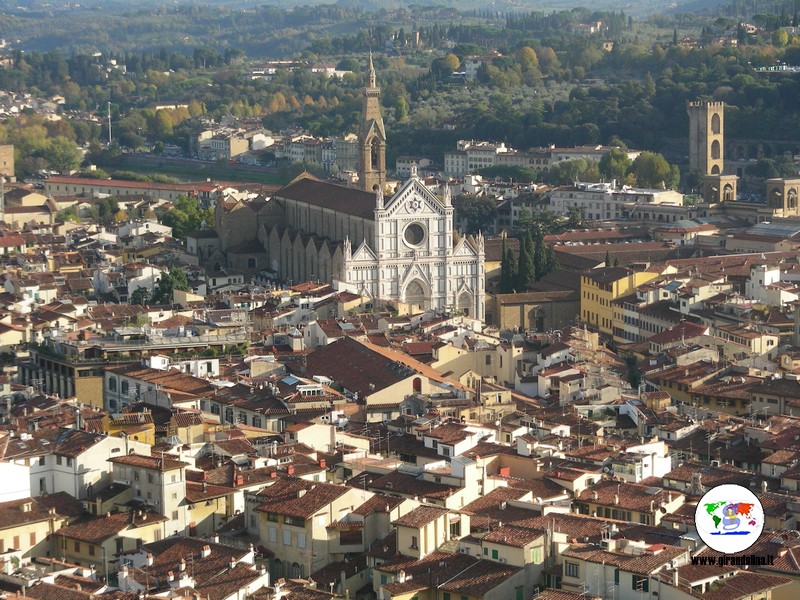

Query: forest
left=0, top=1, right=798, bottom=183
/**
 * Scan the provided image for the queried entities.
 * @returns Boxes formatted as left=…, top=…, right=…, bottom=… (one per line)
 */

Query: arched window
left=788, top=189, right=798, bottom=209
left=711, top=113, right=721, bottom=134
left=292, top=562, right=302, bottom=578
left=711, top=140, right=721, bottom=160
left=370, top=138, right=380, bottom=170
left=413, top=377, right=422, bottom=393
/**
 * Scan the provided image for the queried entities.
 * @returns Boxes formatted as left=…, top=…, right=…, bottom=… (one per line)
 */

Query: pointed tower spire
left=443, top=182, right=451, bottom=206
left=368, top=51, right=377, bottom=88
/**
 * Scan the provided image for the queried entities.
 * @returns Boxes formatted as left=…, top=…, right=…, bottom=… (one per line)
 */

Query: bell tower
left=358, top=52, right=386, bottom=192
left=687, top=100, right=724, bottom=176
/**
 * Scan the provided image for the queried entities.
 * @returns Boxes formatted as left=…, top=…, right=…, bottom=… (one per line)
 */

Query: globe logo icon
left=695, top=484, right=764, bottom=553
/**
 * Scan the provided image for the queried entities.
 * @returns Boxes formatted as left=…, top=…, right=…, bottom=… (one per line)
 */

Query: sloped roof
left=275, top=176, right=376, bottom=221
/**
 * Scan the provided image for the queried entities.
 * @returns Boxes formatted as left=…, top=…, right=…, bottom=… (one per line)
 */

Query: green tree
left=516, top=231, right=535, bottom=290
left=516, top=46, right=539, bottom=71
left=455, top=194, right=497, bottom=235
left=598, top=148, right=632, bottom=182
left=629, top=151, right=679, bottom=189
left=500, top=244, right=518, bottom=294
left=130, top=286, right=150, bottom=306
left=44, top=136, right=82, bottom=173
left=160, top=194, right=214, bottom=241
left=545, top=245, right=559, bottom=274
left=151, top=266, right=189, bottom=305
left=773, top=29, right=789, bottom=46
left=533, top=231, right=547, bottom=281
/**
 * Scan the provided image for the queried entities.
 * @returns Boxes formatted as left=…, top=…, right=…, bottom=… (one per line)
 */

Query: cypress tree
left=545, top=245, right=559, bottom=273
left=517, top=232, right=535, bottom=290
left=605, top=249, right=612, bottom=267
left=502, top=246, right=518, bottom=293
left=534, top=232, right=547, bottom=280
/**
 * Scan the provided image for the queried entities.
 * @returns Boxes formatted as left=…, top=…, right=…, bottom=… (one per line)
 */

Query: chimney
left=673, top=569, right=679, bottom=587
left=667, top=492, right=673, bottom=503
left=212, top=534, right=219, bottom=544
left=167, top=570, right=174, bottom=581
left=761, top=480, right=768, bottom=494
left=201, top=545, right=211, bottom=558
left=179, top=558, right=186, bottom=572
left=287, top=465, right=295, bottom=476
left=592, top=491, right=598, bottom=501
left=199, top=470, right=206, bottom=481
left=146, top=553, right=154, bottom=566
left=235, top=474, right=244, bottom=486
left=229, top=557, right=236, bottom=570
left=614, top=494, right=619, bottom=505
left=397, top=570, right=407, bottom=583
left=319, top=458, right=326, bottom=469
left=270, top=471, right=277, bottom=478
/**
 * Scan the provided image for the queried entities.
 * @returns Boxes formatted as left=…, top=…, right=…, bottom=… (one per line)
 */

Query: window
left=30, top=532, right=36, bottom=546
left=565, top=562, right=579, bottom=577
left=268, top=512, right=279, bottom=522
left=380, top=575, right=387, bottom=585
left=483, top=547, right=488, bottom=555
left=614, top=568, right=619, bottom=585
left=297, top=533, right=306, bottom=548
left=88, top=544, right=95, bottom=556
left=74, top=541, right=80, bottom=552
left=121, top=380, right=129, bottom=395
left=632, top=575, right=649, bottom=592
left=284, top=515, right=305, bottom=527
left=283, top=530, right=292, bottom=546
left=252, top=416, right=262, bottom=428
left=515, top=587, right=524, bottom=600
left=491, top=549, right=498, bottom=559
left=410, top=535, right=418, bottom=549
left=147, top=473, right=154, bottom=484
left=172, top=511, right=178, bottom=520
left=38, top=456, right=45, bottom=466
left=443, top=594, right=451, bottom=600
left=133, top=471, right=139, bottom=481
left=56, top=456, right=63, bottom=466
left=268, top=527, right=277, bottom=542
left=109, top=377, right=117, bottom=391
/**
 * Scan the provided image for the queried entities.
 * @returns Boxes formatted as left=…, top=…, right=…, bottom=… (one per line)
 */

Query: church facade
left=213, top=59, right=485, bottom=319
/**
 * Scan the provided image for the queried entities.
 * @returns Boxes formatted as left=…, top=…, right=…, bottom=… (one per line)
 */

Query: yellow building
left=0, top=494, right=82, bottom=560
left=54, top=509, right=168, bottom=577
left=108, top=413, right=156, bottom=445
left=580, top=267, right=659, bottom=337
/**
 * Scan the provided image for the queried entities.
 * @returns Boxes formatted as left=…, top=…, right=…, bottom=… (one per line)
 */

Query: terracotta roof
left=562, top=543, right=687, bottom=576
left=0, top=493, right=83, bottom=531
left=254, top=478, right=349, bottom=519
left=56, top=509, right=167, bottom=543
left=275, top=176, right=376, bottom=221
left=392, top=505, right=450, bottom=528
left=109, top=453, right=189, bottom=471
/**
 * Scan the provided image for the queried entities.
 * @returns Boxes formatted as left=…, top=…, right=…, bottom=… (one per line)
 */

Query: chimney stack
left=201, top=545, right=211, bottom=558
left=179, top=558, right=186, bottom=572
left=146, top=553, right=153, bottom=566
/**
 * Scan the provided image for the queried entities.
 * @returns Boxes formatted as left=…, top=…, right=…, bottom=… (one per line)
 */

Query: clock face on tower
left=407, top=198, right=423, bottom=213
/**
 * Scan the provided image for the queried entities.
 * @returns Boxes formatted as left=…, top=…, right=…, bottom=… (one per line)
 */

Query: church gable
left=453, top=237, right=478, bottom=257
left=384, top=178, right=445, bottom=218
left=351, top=240, right=378, bottom=263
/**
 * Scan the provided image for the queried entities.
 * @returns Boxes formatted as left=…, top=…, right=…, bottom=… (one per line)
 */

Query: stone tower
left=687, top=100, right=724, bottom=176
left=358, top=53, right=386, bottom=193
